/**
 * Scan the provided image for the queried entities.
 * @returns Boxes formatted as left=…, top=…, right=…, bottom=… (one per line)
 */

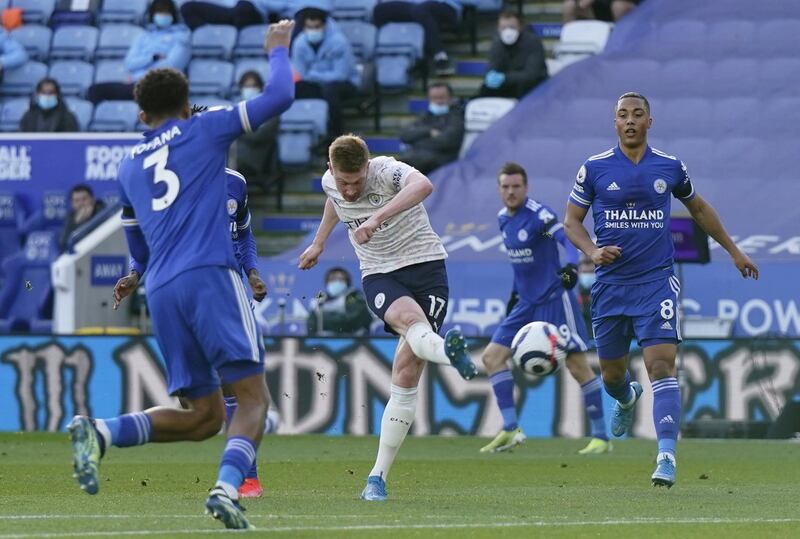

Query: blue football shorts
left=491, top=289, right=591, bottom=353
left=591, top=273, right=682, bottom=360
left=147, top=265, right=265, bottom=398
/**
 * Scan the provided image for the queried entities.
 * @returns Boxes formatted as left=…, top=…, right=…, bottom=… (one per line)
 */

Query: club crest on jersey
left=653, top=179, right=667, bottom=194
left=576, top=165, right=586, bottom=184
left=227, top=198, right=238, bottom=216
left=374, top=293, right=386, bottom=309
left=368, top=193, right=383, bottom=207
left=517, top=229, right=528, bottom=242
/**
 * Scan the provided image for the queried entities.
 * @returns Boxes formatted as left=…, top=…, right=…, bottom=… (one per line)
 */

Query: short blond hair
left=329, top=135, right=370, bottom=173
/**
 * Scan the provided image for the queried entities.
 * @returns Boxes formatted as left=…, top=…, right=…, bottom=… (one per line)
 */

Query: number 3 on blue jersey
left=144, top=145, right=180, bottom=211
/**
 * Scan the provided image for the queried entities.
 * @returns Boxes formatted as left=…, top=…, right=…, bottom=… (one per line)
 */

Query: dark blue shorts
left=148, top=266, right=265, bottom=398
left=491, top=289, right=591, bottom=352
left=362, top=259, right=449, bottom=335
left=591, top=274, right=681, bottom=360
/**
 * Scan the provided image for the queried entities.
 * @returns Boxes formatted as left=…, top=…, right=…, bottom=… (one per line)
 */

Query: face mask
left=429, top=103, right=450, bottom=116
left=240, top=87, right=260, bottom=100
left=153, top=13, right=173, bottom=27
left=37, top=94, right=58, bottom=110
left=326, top=280, right=347, bottom=297
left=579, top=273, right=596, bottom=290
left=305, top=29, right=324, bottom=44
left=500, top=27, right=520, bottom=46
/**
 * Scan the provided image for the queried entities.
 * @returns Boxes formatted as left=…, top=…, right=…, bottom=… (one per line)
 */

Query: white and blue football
left=511, top=321, right=568, bottom=377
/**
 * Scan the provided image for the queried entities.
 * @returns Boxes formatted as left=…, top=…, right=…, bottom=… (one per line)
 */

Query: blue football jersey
left=568, top=145, right=695, bottom=284
left=499, top=198, right=564, bottom=304
left=225, top=168, right=257, bottom=274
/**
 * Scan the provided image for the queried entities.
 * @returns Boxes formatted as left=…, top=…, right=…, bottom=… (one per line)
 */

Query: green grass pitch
left=0, top=434, right=798, bottom=538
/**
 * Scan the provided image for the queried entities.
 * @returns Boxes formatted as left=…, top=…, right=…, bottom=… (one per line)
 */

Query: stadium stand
left=0, top=61, right=47, bottom=96
left=96, top=24, right=144, bottom=60
left=10, top=24, right=51, bottom=61
left=12, top=0, right=56, bottom=24
left=48, top=61, right=95, bottom=97
left=50, top=25, right=99, bottom=62
left=64, top=98, right=94, bottom=130
left=458, top=96, right=515, bottom=157
left=88, top=100, right=139, bottom=131
left=278, top=99, right=329, bottom=166
left=375, top=22, right=424, bottom=89
left=188, top=58, right=234, bottom=97
left=0, top=98, right=30, bottom=131
left=0, top=230, right=57, bottom=332
left=97, top=0, right=148, bottom=24
left=191, top=24, right=237, bottom=59
left=93, top=60, right=128, bottom=84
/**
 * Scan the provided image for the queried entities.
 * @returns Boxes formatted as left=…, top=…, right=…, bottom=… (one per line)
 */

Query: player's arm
left=682, top=194, right=759, bottom=279
left=234, top=202, right=268, bottom=300
left=353, top=171, right=433, bottom=245
left=114, top=205, right=148, bottom=310
left=299, top=197, right=340, bottom=269
left=564, top=202, right=620, bottom=266
left=552, top=227, right=579, bottom=289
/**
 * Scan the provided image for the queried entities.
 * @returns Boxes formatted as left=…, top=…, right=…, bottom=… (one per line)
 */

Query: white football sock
left=405, top=322, right=451, bottom=365
left=94, top=419, right=112, bottom=450
left=368, top=385, right=418, bottom=481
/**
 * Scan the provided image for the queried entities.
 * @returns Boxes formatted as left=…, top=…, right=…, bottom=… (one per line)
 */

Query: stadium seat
left=0, top=98, right=30, bottom=131
left=658, top=97, right=708, bottom=135
left=711, top=97, right=759, bottom=138
left=89, top=100, right=139, bottom=131
left=65, top=98, right=93, bottom=131
left=188, top=59, right=234, bottom=97
left=233, top=58, right=269, bottom=89
left=555, top=20, right=613, bottom=58
left=376, top=23, right=424, bottom=89
left=331, top=0, right=376, bottom=21
left=278, top=99, right=328, bottom=166
left=458, top=97, right=516, bottom=157
left=20, top=191, right=67, bottom=236
left=339, top=20, right=377, bottom=61
left=11, top=0, right=55, bottom=24
left=764, top=97, right=800, bottom=138
left=705, top=19, right=756, bottom=57
left=96, top=24, right=144, bottom=60
left=192, top=24, right=237, bottom=59
left=654, top=59, right=709, bottom=97
left=50, top=25, right=99, bottom=61
left=668, top=138, right=714, bottom=179
left=650, top=20, right=706, bottom=58
left=97, top=0, right=148, bottom=24
left=0, top=61, right=47, bottom=97
left=93, top=60, right=129, bottom=84
left=233, top=25, right=266, bottom=58
left=0, top=193, right=24, bottom=264
left=755, top=19, right=800, bottom=56
left=10, top=24, right=52, bottom=61
left=712, top=137, right=764, bottom=182
left=759, top=57, right=800, bottom=97
left=48, top=61, right=94, bottom=97
left=707, top=58, right=758, bottom=97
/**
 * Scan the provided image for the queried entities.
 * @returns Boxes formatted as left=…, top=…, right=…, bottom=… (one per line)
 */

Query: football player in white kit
left=299, top=135, right=477, bottom=501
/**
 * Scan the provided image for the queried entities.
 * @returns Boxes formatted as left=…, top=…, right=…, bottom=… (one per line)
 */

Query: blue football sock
left=581, top=376, right=608, bottom=441
left=652, top=377, right=680, bottom=456
left=603, top=371, right=634, bottom=406
left=216, top=436, right=256, bottom=498
left=223, top=396, right=259, bottom=479
left=97, top=412, right=152, bottom=448
left=490, top=370, right=518, bottom=431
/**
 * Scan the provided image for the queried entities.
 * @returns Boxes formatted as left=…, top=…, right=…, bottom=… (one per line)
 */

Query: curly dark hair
left=133, top=68, right=189, bottom=118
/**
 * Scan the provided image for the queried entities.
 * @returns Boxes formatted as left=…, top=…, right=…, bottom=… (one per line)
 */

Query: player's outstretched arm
left=353, top=172, right=433, bottom=245
left=682, top=194, right=759, bottom=279
left=564, top=202, right=621, bottom=266
left=299, top=198, right=339, bottom=269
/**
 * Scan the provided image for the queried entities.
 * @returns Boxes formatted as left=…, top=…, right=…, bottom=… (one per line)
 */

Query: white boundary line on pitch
left=0, top=517, right=799, bottom=537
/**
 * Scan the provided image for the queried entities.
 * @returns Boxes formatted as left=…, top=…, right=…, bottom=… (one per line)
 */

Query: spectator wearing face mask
left=398, top=82, right=464, bottom=174
left=306, top=267, right=373, bottom=336
left=20, top=78, right=79, bottom=132
left=232, top=71, right=280, bottom=189
left=576, top=255, right=595, bottom=336
left=291, top=9, right=358, bottom=137
left=479, top=10, right=548, bottom=99
left=87, top=0, right=190, bottom=104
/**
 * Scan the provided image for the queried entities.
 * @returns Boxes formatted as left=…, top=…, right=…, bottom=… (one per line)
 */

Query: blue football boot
left=651, top=452, right=677, bottom=488
left=444, top=328, right=478, bottom=380
left=360, top=475, right=387, bottom=501
left=610, top=381, right=643, bottom=437
left=206, top=487, right=251, bottom=529
left=68, top=416, right=102, bottom=495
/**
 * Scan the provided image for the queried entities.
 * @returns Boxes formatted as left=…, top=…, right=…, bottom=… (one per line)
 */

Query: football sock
left=96, top=412, right=152, bottom=450
left=581, top=376, right=608, bottom=440
left=489, top=370, right=518, bottom=431
left=604, top=371, right=635, bottom=407
left=405, top=322, right=451, bottom=365
left=223, top=396, right=259, bottom=479
left=369, top=384, right=417, bottom=481
left=652, top=377, right=680, bottom=456
left=216, top=436, right=257, bottom=500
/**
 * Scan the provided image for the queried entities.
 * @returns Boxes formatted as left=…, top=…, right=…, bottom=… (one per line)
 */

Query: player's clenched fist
left=591, top=245, right=621, bottom=266
left=354, top=218, right=379, bottom=245
left=112, top=271, right=140, bottom=310
left=265, top=20, right=294, bottom=53
left=298, top=242, right=323, bottom=269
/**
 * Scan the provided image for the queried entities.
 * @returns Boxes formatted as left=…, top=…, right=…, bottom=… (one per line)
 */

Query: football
left=511, top=321, right=569, bottom=377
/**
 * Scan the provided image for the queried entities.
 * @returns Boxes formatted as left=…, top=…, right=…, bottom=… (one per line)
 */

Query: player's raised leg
left=642, top=342, right=680, bottom=488
left=565, top=352, right=611, bottom=454
left=480, top=342, right=526, bottom=453
left=361, top=338, right=424, bottom=501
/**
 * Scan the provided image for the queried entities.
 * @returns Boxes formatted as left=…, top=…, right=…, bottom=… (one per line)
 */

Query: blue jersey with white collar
left=225, top=168, right=258, bottom=275
left=499, top=198, right=565, bottom=304
left=568, top=145, right=695, bottom=285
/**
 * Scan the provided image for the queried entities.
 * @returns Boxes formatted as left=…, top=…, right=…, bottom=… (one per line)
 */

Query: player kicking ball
left=481, top=162, right=609, bottom=455
left=67, top=20, right=295, bottom=529
left=298, top=135, right=477, bottom=502
left=564, top=92, right=759, bottom=487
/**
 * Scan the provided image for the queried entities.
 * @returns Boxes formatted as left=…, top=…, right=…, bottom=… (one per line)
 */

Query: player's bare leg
left=600, top=355, right=643, bottom=437
left=479, top=343, right=526, bottom=453
left=642, top=343, right=680, bottom=488
left=361, top=338, right=426, bottom=501
left=566, top=352, right=611, bottom=454
left=383, top=296, right=477, bottom=379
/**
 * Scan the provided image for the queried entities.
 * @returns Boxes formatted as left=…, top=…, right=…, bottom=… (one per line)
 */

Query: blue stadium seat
left=188, top=59, right=234, bottom=97
left=764, top=97, right=800, bottom=138
left=0, top=61, right=47, bottom=97
left=756, top=19, right=800, bottom=56
left=96, top=24, right=144, bottom=60
left=278, top=99, right=328, bottom=166
left=192, top=24, right=237, bottom=59
left=12, top=0, right=55, bottom=24
left=50, top=25, right=99, bottom=61
left=712, top=137, right=763, bottom=182
left=331, top=0, right=376, bottom=21
left=65, top=98, right=93, bottom=131
left=93, top=60, right=128, bottom=84
left=89, top=100, right=139, bottom=132
left=20, top=191, right=68, bottom=235
left=338, top=20, right=376, bottom=61
left=376, top=23, right=424, bottom=88
left=651, top=20, right=706, bottom=58
left=48, top=61, right=94, bottom=97
left=233, top=25, right=266, bottom=58
left=658, top=97, right=708, bottom=135
left=760, top=57, right=800, bottom=97
left=10, top=24, right=52, bottom=61
left=711, top=97, right=759, bottom=138
left=0, top=98, right=30, bottom=131
left=705, top=20, right=755, bottom=58
left=97, top=0, right=148, bottom=24
left=656, top=59, right=709, bottom=96
left=708, top=58, right=758, bottom=97
left=233, top=58, right=269, bottom=91
left=0, top=193, right=24, bottom=264
left=668, top=138, right=713, bottom=180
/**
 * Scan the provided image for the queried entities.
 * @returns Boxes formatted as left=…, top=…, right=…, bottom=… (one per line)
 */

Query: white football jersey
left=322, top=156, right=447, bottom=277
